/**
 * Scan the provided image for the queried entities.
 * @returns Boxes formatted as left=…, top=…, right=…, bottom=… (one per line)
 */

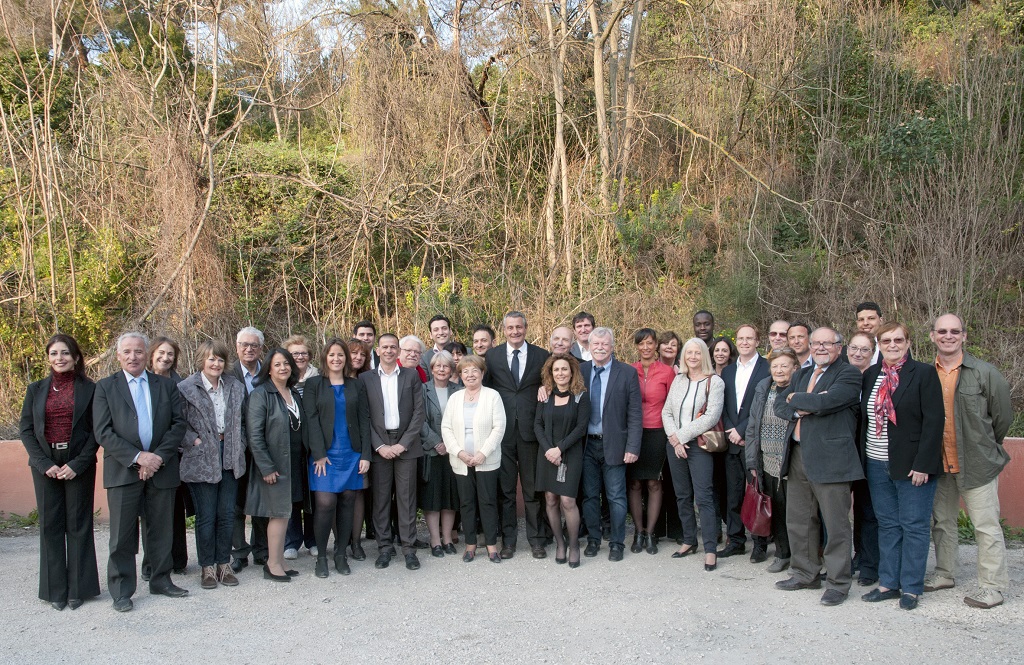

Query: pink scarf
left=873, top=356, right=908, bottom=437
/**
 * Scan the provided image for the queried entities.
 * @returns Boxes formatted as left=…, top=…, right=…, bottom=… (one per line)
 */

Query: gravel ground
left=1, top=522, right=1022, bottom=664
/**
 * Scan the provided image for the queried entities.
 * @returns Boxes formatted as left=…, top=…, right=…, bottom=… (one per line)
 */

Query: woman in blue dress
left=302, top=337, right=371, bottom=577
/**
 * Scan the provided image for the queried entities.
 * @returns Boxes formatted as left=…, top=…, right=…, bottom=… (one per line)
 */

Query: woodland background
left=1, top=0, right=1022, bottom=433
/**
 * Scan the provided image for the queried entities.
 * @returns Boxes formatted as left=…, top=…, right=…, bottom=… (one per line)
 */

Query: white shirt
left=201, top=373, right=227, bottom=435
left=506, top=343, right=527, bottom=382
left=734, top=354, right=759, bottom=413
left=378, top=365, right=402, bottom=430
left=579, top=346, right=592, bottom=362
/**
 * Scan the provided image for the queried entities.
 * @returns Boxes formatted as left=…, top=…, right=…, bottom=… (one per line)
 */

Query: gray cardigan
left=178, top=372, right=248, bottom=483
left=744, top=376, right=774, bottom=475
left=421, top=381, right=464, bottom=455
left=661, top=374, right=725, bottom=443
left=245, top=382, right=306, bottom=519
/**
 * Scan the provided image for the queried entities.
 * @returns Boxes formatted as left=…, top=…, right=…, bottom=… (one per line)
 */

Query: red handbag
left=741, top=480, right=772, bottom=537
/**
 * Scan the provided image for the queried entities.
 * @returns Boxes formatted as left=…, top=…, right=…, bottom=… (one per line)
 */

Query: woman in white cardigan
left=442, top=355, right=506, bottom=563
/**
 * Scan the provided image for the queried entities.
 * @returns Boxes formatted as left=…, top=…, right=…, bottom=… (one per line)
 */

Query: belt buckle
left=52, top=442, right=69, bottom=450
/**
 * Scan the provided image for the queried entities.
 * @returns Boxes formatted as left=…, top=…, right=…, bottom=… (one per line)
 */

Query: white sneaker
left=308, top=546, right=319, bottom=557
left=964, top=588, right=1004, bottom=609
left=283, top=548, right=299, bottom=560
left=923, top=574, right=955, bottom=592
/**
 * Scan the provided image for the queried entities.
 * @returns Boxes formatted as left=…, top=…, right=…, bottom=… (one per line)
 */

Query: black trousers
left=142, top=483, right=190, bottom=572
left=753, top=473, right=790, bottom=559
left=456, top=468, right=500, bottom=547
left=497, top=423, right=544, bottom=548
left=32, top=463, right=100, bottom=603
left=724, top=451, right=747, bottom=547
left=232, top=449, right=268, bottom=562
left=107, top=480, right=175, bottom=600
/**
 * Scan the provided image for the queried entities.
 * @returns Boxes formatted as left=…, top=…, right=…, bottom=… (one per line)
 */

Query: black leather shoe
left=488, top=552, right=502, bottom=564
left=899, top=593, right=919, bottom=610
left=568, top=545, right=581, bottom=568
left=335, top=556, right=351, bottom=576
left=112, top=597, right=133, bottom=613
left=462, top=550, right=476, bottom=562
left=776, top=576, right=822, bottom=591
left=862, top=588, right=900, bottom=602
left=820, top=589, right=847, bottom=606
left=285, top=569, right=299, bottom=577
left=173, top=567, right=187, bottom=575
left=230, top=558, right=248, bottom=573
left=51, top=600, right=67, bottom=611
left=68, top=599, right=83, bottom=610
left=350, top=543, right=366, bottom=561
left=140, top=566, right=152, bottom=582
left=405, top=554, right=421, bottom=570
left=253, top=557, right=267, bottom=566
left=631, top=532, right=643, bottom=554
left=584, top=541, right=600, bottom=557
left=718, top=543, right=745, bottom=558
left=413, top=539, right=430, bottom=549
left=499, top=546, right=515, bottom=560
left=857, top=576, right=879, bottom=587
left=646, top=536, right=659, bottom=555
left=431, top=545, right=445, bottom=558
left=608, top=546, right=624, bottom=562
left=672, top=544, right=698, bottom=558
left=262, top=565, right=290, bottom=582
left=151, top=583, right=189, bottom=598
left=315, top=557, right=329, bottom=578
left=443, top=543, right=457, bottom=555
left=750, top=547, right=768, bottom=564
left=374, top=552, right=392, bottom=569
left=532, top=546, right=547, bottom=559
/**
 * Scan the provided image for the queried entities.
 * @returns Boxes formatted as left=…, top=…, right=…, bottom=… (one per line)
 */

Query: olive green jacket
left=950, top=352, right=1013, bottom=489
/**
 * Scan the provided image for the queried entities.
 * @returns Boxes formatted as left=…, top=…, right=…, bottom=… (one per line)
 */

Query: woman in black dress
left=19, top=334, right=101, bottom=610
left=534, top=353, right=591, bottom=568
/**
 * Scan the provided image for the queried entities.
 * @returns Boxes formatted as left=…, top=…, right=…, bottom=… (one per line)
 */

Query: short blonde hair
left=456, top=354, right=486, bottom=376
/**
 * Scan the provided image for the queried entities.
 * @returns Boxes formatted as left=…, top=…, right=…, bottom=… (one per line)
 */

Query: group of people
left=19, top=304, right=1014, bottom=613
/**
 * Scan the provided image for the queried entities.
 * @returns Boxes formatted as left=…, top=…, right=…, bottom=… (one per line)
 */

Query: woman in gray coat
left=420, top=351, right=463, bottom=557
left=179, top=340, right=248, bottom=589
left=245, top=348, right=307, bottom=582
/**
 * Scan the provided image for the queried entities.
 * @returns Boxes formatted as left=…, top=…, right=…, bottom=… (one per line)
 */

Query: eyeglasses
left=238, top=342, right=261, bottom=350
left=847, top=346, right=872, bottom=355
left=400, top=348, right=422, bottom=355
left=879, top=337, right=907, bottom=346
left=809, top=341, right=836, bottom=349
left=768, top=332, right=787, bottom=337
left=290, top=352, right=309, bottom=358
left=933, top=329, right=963, bottom=336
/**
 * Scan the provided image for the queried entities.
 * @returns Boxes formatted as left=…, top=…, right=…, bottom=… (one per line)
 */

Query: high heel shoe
left=647, top=534, right=659, bottom=555
left=631, top=532, right=643, bottom=554
left=555, top=545, right=567, bottom=564
left=704, top=554, right=717, bottom=572
left=568, top=544, right=581, bottom=569
left=488, top=551, right=502, bottom=563
left=263, top=564, right=291, bottom=582
left=315, top=557, right=329, bottom=578
left=672, top=544, right=697, bottom=558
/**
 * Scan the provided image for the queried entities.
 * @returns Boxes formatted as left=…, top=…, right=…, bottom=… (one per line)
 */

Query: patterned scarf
left=873, top=355, right=908, bottom=437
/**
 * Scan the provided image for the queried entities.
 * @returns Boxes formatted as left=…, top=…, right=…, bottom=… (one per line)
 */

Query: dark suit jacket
left=774, top=361, right=863, bottom=484
left=361, top=366, right=426, bottom=458
left=570, top=342, right=585, bottom=361
left=20, top=375, right=98, bottom=476
left=580, top=359, right=643, bottom=466
left=721, top=355, right=771, bottom=454
left=229, top=360, right=260, bottom=392
left=860, top=359, right=945, bottom=479
left=302, top=375, right=371, bottom=463
left=93, top=370, right=187, bottom=490
left=484, top=342, right=550, bottom=445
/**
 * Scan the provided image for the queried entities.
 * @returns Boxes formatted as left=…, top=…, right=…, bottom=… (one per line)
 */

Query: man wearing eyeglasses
left=774, top=327, right=863, bottom=606
left=767, top=320, right=790, bottom=352
left=229, top=326, right=267, bottom=573
left=926, top=314, right=1012, bottom=609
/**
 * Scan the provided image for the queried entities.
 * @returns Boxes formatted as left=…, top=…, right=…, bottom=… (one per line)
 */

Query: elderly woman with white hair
left=420, top=351, right=464, bottom=556
left=662, top=338, right=725, bottom=571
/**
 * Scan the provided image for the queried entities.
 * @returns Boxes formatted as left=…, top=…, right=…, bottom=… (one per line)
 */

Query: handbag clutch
left=693, top=378, right=728, bottom=453
left=741, top=479, right=773, bottom=537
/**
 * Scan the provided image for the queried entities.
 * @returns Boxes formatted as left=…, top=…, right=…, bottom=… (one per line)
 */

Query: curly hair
left=540, top=353, right=585, bottom=395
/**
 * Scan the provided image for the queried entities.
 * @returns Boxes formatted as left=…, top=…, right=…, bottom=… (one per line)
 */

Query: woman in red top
left=628, top=328, right=677, bottom=554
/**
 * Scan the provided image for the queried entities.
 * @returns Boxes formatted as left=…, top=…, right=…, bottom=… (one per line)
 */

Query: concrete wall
left=2, top=439, right=1022, bottom=527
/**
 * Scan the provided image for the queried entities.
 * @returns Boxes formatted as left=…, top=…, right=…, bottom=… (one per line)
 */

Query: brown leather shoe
left=216, top=563, right=239, bottom=587
left=201, top=566, right=218, bottom=590
left=532, top=546, right=547, bottom=559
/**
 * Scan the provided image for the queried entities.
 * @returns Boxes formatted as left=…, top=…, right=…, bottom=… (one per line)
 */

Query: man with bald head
left=550, top=326, right=574, bottom=355
left=767, top=320, right=790, bottom=352
left=773, top=326, right=863, bottom=606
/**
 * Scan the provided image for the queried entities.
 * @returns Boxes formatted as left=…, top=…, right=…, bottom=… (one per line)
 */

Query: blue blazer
left=580, top=359, right=643, bottom=466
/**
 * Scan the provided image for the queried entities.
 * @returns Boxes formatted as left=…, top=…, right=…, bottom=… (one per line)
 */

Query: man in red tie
left=772, top=327, right=863, bottom=607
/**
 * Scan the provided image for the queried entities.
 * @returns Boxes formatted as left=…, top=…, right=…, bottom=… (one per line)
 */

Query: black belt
left=588, top=434, right=603, bottom=441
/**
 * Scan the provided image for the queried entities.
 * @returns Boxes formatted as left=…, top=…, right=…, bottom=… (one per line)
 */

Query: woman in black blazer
left=859, top=322, right=944, bottom=610
left=19, top=334, right=101, bottom=610
left=302, top=338, right=371, bottom=577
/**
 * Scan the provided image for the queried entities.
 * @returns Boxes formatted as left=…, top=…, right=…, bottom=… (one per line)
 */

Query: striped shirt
left=865, top=373, right=888, bottom=462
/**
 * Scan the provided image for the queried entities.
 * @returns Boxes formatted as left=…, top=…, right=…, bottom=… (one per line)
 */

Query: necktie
left=589, top=366, right=604, bottom=429
left=793, top=366, right=824, bottom=442
left=132, top=376, right=153, bottom=451
left=511, top=349, right=521, bottom=388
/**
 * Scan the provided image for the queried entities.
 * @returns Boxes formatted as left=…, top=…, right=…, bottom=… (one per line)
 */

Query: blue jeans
left=188, top=472, right=239, bottom=567
left=866, top=459, right=938, bottom=596
left=582, top=438, right=627, bottom=549
left=285, top=503, right=315, bottom=551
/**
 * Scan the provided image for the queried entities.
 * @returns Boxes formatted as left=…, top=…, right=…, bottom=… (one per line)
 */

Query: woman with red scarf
left=858, top=322, right=944, bottom=610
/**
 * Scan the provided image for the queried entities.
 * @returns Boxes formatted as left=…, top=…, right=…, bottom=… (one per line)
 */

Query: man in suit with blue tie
left=580, top=327, right=642, bottom=561
left=485, top=311, right=550, bottom=559
left=773, top=326, right=863, bottom=606
left=719, top=324, right=771, bottom=561
left=93, top=332, right=188, bottom=612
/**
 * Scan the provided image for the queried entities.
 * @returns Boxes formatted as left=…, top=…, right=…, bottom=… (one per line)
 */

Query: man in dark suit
left=423, top=315, right=452, bottom=368
left=229, top=326, right=268, bottom=573
left=93, top=332, right=188, bottom=612
left=580, top=327, right=642, bottom=561
left=719, top=324, right=771, bottom=561
left=362, top=333, right=426, bottom=570
left=773, top=326, right=863, bottom=606
left=353, top=320, right=380, bottom=370
left=485, top=311, right=550, bottom=559
left=569, top=311, right=595, bottom=361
